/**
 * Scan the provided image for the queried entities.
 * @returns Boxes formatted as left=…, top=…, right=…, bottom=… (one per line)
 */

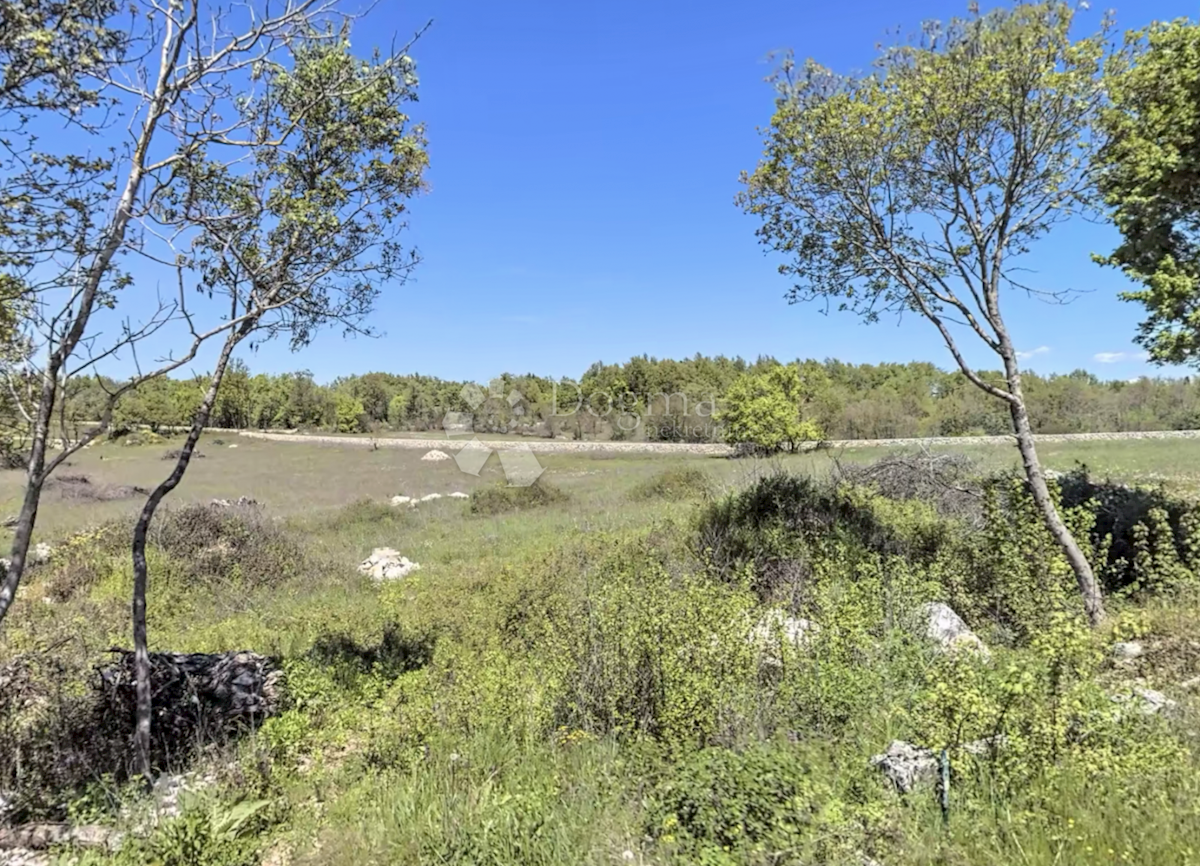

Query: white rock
left=1112, top=641, right=1144, bottom=661
left=449, top=491, right=470, bottom=499
left=357, top=547, right=421, bottom=581
left=870, top=737, right=1002, bottom=793
left=1111, top=686, right=1177, bottom=716
left=748, top=609, right=819, bottom=666
left=29, top=542, right=52, bottom=566
left=419, top=493, right=443, bottom=502
left=917, top=602, right=989, bottom=658
left=390, top=495, right=414, bottom=507
left=228, top=444, right=239, bottom=449
left=422, top=449, right=451, bottom=462
left=870, top=740, right=938, bottom=793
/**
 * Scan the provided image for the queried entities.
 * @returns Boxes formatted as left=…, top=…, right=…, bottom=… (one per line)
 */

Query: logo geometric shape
left=497, top=445, right=544, bottom=487
left=453, top=437, right=492, bottom=476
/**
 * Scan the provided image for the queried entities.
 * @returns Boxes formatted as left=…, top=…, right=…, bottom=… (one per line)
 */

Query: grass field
left=5, top=433, right=1200, bottom=541
left=3, top=434, right=1200, bottom=865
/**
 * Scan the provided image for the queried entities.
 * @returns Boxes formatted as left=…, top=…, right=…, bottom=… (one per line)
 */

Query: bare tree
left=739, top=4, right=1111, bottom=624
left=128, top=23, right=428, bottom=780
left=0, top=0, right=354, bottom=628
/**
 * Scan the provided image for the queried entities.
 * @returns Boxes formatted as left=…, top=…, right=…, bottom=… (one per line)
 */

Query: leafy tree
left=125, top=24, right=428, bottom=779
left=336, top=393, right=368, bottom=433
left=1096, top=19, right=1200, bottom=365
left=0, top=0, right=357, bottom=628
left=738, top=2, right=1111, bottom=624
left=718, top=364, right=823, bottom=452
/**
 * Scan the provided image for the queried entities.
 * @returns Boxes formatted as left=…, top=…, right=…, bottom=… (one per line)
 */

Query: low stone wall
left=235, top=428, right=1200, bottom=456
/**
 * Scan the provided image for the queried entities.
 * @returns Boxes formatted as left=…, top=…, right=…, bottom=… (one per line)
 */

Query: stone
left=870, top=737, right=1003, bottom=793
left=748, top=609, right=819, bottom=666
left=870, top=740, right=938, bottom=794
left=449, top=491, right=470, bottom=499
left=390, top=495, right=415, bottom=507
left=357, top=547, right=421, bottom=581
left=419, top=493, right=443, bottom=502
left=1111, top=686, right=1177, bottom=716
left=228, top=444, right=239, bottom=449
left=1112, top=641, right=1145, bottom=661
left=917, top=602, right=989, bottom=658
left=28, top=543, right=51, bottom=567
left=210, top=496, right=258, bottom=509
left=422, top=449, right=452, bottom=462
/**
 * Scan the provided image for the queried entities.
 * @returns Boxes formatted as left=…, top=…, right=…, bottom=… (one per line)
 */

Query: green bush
left=695, top=471, right=955, bottom=603
left=647, top=743, right=885, bottom=865
left=629, top=466, right=714, bottom=501
left=1059, top=467, right=1200, bottom=594
left=469, top=479, right=569, bottom=516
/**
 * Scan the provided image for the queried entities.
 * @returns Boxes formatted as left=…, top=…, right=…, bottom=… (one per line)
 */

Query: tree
left=1095, top=19, right=1200, bottom=366
left=718, top=364, right=823, bottom=453
left=125, top=24, right=428, bottom=779
left=0, top=0, right=351, bottom=628
left=739, top=2, right=1110, bottom=624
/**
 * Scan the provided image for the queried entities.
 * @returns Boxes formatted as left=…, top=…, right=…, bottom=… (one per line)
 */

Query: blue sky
left=120, top=0, right=1200, bottom=383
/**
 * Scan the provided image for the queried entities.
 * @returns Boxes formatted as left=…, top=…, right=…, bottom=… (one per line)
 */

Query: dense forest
left=63, top=354, right=1200, bottom=442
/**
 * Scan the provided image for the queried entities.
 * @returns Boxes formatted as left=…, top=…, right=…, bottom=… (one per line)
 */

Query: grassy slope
left=2, top=436, right=1200, bottom=864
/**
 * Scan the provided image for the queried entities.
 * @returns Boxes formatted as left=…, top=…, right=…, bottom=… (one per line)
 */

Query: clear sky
left=121, top=0, right=1200, bottom=383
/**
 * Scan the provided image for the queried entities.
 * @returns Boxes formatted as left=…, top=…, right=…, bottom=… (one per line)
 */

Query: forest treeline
left=64, top=354, right=1200, bottom=442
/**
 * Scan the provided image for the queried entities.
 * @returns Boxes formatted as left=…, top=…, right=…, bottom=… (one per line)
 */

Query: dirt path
left=236, top=428, right=1200, bottom=456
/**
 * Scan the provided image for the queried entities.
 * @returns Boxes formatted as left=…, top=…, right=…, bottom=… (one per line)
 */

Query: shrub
left=469, top=479, right=568, bottom=516
left=151, top=502, right=306, bottom=587
left=629, top=466, right=714, bottom=502
left=1058, top=467, right=1200, bottom=594
left=695, top=471, right=954, bottom=603
left=533, top=530, right=759, bottom=746
left=0, top=645, right=137, bottom=822
left=646, top=743, right=885, bottom=864
left=834, top=450, right=985, bottom=525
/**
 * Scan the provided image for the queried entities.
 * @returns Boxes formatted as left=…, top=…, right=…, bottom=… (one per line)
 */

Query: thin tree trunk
left=0, top=367, right=57, bottom=624
left=131, top=326, right=246, bottom=782
left=1001, top=356, right=1106, bottom=626
left=0, top=25, right=184, bottom=631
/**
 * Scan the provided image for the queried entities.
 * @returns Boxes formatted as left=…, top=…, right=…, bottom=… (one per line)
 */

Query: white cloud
left=1016, top=345, right=1050, bottom=360
left=1093, top=351, right=1150, bottom=364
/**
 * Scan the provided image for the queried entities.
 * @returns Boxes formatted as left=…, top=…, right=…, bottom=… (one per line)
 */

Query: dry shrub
left=150, top=502, right=306, bottom=587
left=629, top=466, right=714, bottom=501
left=0, top=647, right=130, bottom=822
left=45, top=473, right=149, bottom=502
left=162, top=448, right=205, bottom=460
left=833, top=449, right=985, bottom=525
left=469, top=479, right=569, bottom=516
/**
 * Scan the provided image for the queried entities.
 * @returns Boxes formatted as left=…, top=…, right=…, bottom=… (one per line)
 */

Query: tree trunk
left=131, top=326, right=247, bottom=782
left=0, top=358, right=60, bottom=626
left=0, top=31, right=182, bottom=630
left=1002, top=358, right=1106, bottom=626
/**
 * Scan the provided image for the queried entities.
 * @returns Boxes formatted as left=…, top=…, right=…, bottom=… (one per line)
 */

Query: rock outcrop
left=917, top=602, right=989, bottom=658
left=358, top=548, right=421, bottom=581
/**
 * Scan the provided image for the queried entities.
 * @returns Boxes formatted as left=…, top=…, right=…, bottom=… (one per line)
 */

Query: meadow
left=2, top=434, right=1200, bottom=865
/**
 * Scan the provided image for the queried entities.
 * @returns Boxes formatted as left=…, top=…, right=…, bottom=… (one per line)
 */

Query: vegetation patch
left=469, top=479, right=569, bottom=516
left=151, top=502, right=307, bottom=587
left=45, top=474, right=150, bottom=502
left=628, top=466, right=715, bottom=501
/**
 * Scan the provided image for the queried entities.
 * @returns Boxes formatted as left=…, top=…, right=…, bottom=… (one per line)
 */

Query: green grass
left=2, top=435, right=1200, bottom=865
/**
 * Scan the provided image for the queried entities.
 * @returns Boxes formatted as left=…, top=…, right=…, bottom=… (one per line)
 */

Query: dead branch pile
left=834, top=448, right=985, bottom=525
left=97, top=650, right=282, bottom=757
